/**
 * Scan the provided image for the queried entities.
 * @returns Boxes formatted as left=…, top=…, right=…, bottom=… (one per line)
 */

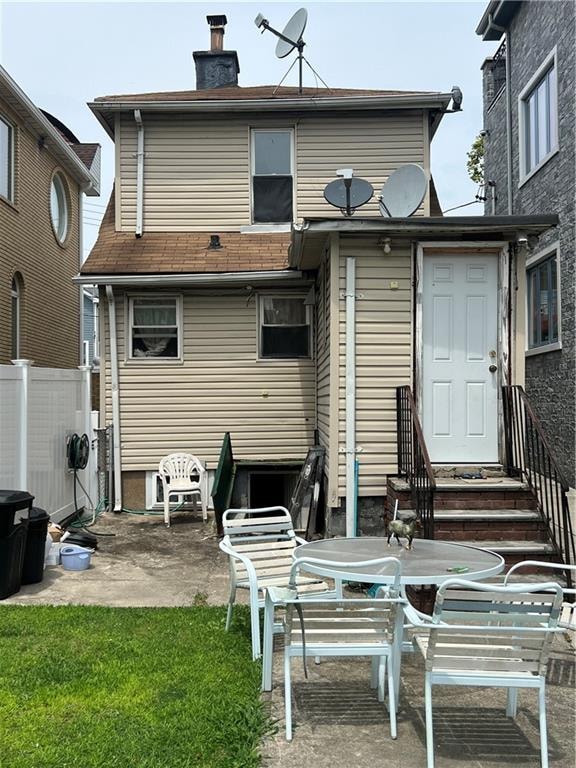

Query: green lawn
left=0, top=604, right=272, bottom=768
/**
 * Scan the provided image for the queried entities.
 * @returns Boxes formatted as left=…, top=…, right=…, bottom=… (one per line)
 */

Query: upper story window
left=519, top=49, right=558, bottom=182
left=0, top=115, right=14, bottom=202
left=129, top=295, right=181, bottom=360
left=50, top=172, right=69, bottom=243
left=259, top=295, right=311, bottom=359
left=251, top=129, right=293, bottom=223
left=527, top=246, right=560, bottom=353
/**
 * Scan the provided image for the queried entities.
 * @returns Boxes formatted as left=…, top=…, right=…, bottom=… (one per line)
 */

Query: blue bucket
left=60, top=545, right=92, bottom=571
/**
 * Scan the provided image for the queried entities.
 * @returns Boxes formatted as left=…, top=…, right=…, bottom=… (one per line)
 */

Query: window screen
left=131, top=297, right=179, bottom=358
left=252, top=130, right=293, bottom=223
left=260, top=296, right=310, bottom=359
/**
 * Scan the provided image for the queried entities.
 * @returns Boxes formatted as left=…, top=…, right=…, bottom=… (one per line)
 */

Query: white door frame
left=415, top=242, right=510, bottom=464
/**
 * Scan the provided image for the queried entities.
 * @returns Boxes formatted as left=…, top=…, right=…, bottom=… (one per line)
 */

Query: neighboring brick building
left=477, top=1, right=576, bottom=486
left=0, top=65, right=100, bottom=368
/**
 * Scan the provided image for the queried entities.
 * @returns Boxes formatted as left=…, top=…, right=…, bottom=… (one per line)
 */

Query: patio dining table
left=262, top=537, right=505, bottom=698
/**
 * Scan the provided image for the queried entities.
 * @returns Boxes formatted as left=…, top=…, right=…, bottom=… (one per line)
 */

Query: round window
left=50, top=173, right=69, bottom=243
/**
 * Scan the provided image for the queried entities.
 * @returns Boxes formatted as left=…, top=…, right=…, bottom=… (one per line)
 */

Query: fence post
left=11, top=359, right=32, bottom=492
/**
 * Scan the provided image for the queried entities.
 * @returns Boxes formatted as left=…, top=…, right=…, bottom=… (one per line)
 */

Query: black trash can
left=0, top=519, right=29, bottom=599
left=21, top=507, right=50, bottom=585
left=0, top=490, right=34, bottom=537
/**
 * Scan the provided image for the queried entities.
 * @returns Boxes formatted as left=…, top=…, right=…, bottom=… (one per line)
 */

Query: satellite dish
left=276, top=8, right=308, bottom=58
left=324, top=170, right=374, bottom=217
left=379, top=164, right=428, bottom=218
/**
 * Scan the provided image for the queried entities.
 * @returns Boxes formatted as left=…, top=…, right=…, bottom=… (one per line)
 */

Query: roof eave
left=476, top=1, right=521, bottom=40
left=300, top=214, right=558, bottom=235
left=0, top=66, right=99, bottom=194
left=73, top=269, right=305, bottom=286
left=89, top=92, right=452, bottom=136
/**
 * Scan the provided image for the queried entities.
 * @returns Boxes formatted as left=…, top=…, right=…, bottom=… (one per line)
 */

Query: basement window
left=129, top=295, right=181, bottom=359
left=259, top=295, right=311, bottom=359
left=251, top=129, right=293, bottom=223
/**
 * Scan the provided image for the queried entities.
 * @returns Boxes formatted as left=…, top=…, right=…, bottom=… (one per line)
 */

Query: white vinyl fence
left=0, top=360, right=96, bottom=523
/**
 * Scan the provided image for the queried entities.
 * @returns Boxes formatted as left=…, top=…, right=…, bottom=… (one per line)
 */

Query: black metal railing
left=502, top=385, right=575, bottom=588
left=396, top=386, right=436, bottom=538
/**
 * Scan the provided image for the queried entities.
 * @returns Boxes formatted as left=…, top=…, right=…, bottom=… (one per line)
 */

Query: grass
left=0, top=604, right=272, bottom=768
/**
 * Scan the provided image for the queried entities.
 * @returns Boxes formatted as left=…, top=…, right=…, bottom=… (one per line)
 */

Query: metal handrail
left=502, top=385, right=574, bottom=589
left=396, top=386, right=436, bottom=538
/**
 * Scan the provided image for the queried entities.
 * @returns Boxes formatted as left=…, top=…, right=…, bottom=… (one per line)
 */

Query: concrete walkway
left=6, top=512, right=575, bottom=768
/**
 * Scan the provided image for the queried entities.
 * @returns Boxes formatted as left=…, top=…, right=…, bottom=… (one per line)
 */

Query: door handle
left=489, top=364, right=497, bottom=373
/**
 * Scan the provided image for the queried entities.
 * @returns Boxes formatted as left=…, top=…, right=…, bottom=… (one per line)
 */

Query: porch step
left=434, top=509, right=540, bottom=521
left=388, top=476, right=537, bottom=512
left=434, top=509, right=546, bottom=542
left=455, top=539, right=557, bottom=568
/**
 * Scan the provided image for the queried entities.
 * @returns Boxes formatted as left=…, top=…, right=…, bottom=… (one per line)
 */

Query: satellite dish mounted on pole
left=254, top=8, right=330, bottom=95
left=324, top=169, right=374, bottom=217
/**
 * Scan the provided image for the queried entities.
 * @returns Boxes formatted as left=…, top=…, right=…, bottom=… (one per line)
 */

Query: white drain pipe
left=134, top=109, right=144, bottom=237
left=106, top=285, right=122, bottom=511
left=345, top=256, right=357, bottom=537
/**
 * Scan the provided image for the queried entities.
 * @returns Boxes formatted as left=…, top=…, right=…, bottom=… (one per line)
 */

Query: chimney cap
left=207, top=14, right=227, bottom=28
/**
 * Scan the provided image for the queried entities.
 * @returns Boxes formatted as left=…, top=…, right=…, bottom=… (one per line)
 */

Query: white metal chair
left=406, top=579, right=564, bottom=768
left=158, top=453, right=208, bottom=526
left=219, top=507, right=339, bottom=661
left=269, top=554, right=404, bottom=741
left=504, top=560, right=576, bottom=631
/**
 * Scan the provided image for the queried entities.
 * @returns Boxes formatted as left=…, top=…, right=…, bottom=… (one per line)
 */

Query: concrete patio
left=5, top=511, right=575, bottom=768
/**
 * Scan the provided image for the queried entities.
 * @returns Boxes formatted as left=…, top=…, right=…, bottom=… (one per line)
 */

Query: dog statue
left=387, top=508, right=420, bottom=550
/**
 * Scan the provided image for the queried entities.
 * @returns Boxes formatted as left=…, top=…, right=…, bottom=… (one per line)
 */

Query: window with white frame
left=259, top=295, right=311, bottom=359
left=129, top=296, right=181, bottom=359
left=0, top=115, right=14, bottom=201
left=520, top=50, right=558, bottom=179
left=251, top=129, right=293, bottom=223
left=527, top=249, right=560, bottom=351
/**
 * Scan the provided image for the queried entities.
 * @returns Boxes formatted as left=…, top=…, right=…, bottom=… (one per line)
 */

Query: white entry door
left=422, top=254, right=499, bottom=463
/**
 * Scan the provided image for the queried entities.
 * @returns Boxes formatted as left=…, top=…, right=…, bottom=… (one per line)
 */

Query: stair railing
left=396, top=386, right=436, bottom=538
left=502, top=385, right=574, bottom=588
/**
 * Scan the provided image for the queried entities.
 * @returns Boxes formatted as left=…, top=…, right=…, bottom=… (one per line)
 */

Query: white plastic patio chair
left=219, top=506, right=339, bottom=661
left=504, top=560, right=576, bottom=631
left=158, top=453, right=208, bottom=527
left=406, top=579, right=564, bottom=768
left=268, top=554, right=404, bottom=741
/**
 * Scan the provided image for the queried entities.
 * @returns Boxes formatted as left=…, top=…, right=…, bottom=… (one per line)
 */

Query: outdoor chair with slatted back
left=504, top=560, right=576, bottom=631
left=406, top=579, right=564, bottom=768
left=158, top=453, right=208, bottom=527
left=219, top=507, right=339, bottom=661
left=267, top=554, right=404, bottom=741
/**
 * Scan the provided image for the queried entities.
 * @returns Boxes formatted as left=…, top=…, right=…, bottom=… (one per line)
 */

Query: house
left=476, top=0, right=575, bottom=489
left=79, top=16, right=557, bottom=539
left=0, top=65, right=101, bottom=368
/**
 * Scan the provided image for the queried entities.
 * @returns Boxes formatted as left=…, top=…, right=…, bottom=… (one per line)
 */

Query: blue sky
left=0, top=0, right=496, bottom=257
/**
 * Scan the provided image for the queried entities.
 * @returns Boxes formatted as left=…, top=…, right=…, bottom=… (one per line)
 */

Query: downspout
left=78, top=190, right=84, bottom=364
left=134, top=109, right=144, bottom=237
left=345, top=257, right=357, bottom=537
left=105, top=285, right=123, bottom=511
left=487, top=13, right=512, bottom=214
left=505, top=29, right=513, bottom=214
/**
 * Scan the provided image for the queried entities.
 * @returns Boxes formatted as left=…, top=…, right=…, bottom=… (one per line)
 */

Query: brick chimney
left=193, top=15, right=240, bottom=90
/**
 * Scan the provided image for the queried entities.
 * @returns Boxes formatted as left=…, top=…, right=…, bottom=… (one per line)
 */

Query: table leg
left=391, top=599, right=405, bottom=710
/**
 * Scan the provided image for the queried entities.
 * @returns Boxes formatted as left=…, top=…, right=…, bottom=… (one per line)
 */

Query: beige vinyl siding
left=117, top=111, right=426, bottom=231
left=315, top=250, right=330, bottom=479
left=337, top=238, right=412, bottom=497
left=119, top=114, right=251, bottom=231
left=297, top=112, right=426, bottom=219
left=103, top=288, right=315, bottom=470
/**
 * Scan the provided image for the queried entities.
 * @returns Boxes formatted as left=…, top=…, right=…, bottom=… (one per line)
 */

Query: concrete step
left=453, top=539, right=557, bottom=568
left=434, top=509, right=540, bottom=522
left=434, top=509, right=547, bottom=542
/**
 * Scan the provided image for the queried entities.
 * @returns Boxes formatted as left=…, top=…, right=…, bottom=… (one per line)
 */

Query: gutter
left=298, top=215, right=558, bottom=235
left=134, top=110, right=144, bottom=237
left=73, top=269, right=305, bottom=287
left=105, top=286, right=123, bottom=512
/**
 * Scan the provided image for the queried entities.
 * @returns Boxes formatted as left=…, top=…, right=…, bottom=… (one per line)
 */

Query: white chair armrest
left=218, top=539, right=260, bottom=594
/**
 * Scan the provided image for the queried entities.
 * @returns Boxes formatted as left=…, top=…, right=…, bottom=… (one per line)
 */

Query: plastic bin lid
left=29, top=507, right=50, bottom=521
left=0, top=490, right=34, bottom=509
